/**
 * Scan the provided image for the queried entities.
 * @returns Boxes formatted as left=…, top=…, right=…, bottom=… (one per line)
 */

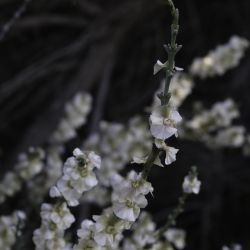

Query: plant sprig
left=142, top=0, right=181, bottom=180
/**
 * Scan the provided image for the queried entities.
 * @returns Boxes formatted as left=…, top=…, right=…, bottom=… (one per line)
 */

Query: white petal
left=89, top=152, right=101, bottom=169
left=113, top=203, right=136, bottom=222
left=170, top=110, right=182, bottom=123
left=49, top=186, right=61, bottom=198
left=132, top=156, right=147, bottom=164
left=73, top=148, right=83, bottom=157
left=175, top=66, right=184, bottom=71
left=154, top=155, right=164, bottom=167
left=85, top=174, right=98, bottom=188
left=150, top=124, right=177, bottom=140
left=154, top=60, right=167, bottom=75
left=165, top=147, right=179, bottom=165
left=94, top=232, right=106, bottom=246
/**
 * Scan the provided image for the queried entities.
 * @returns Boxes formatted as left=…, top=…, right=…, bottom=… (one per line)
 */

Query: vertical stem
left=142, top=0, right=182, bottom=179
left=161, top=2, right=181, bottom=105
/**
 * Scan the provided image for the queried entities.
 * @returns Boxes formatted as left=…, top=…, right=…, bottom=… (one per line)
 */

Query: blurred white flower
left=182, top=175, right=201, bottom=194
left=0, top=211, right=26, bottom=250
left=215, top=126, right=245, bottom=148
left=164, top=228, right=186, bottom=249
left=93, top=209, right=131, bottom=247
left=190, top=36, right=249, bottom=78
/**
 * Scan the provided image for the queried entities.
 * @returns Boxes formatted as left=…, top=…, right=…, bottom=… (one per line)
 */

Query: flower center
left=77, top=166, right=88, bottom=178
left=131, top=180, right=141, bottom=189
left=163, top=118, right=175, bottom=127
left=125, top=199, right=135, bottom=208
left=106, top=225, right=115, bottom=234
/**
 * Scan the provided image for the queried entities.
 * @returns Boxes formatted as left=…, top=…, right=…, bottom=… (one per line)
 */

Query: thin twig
left=0, top=0, right=33, bottom=41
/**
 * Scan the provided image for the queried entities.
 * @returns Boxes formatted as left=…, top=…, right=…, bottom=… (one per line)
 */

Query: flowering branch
left=142, top=0, right=182, bottom=180
left=156, top=166, right=200, bottom=239
left=155, top=0, right=183, bottom=105
left=158, top=193, right=189, bottom=236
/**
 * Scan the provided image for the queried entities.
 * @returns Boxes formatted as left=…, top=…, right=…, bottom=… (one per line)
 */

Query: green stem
left=142, top=145, right=160, bottom=180
left=157, top=192, right=189, bottom=236
left=161, top=1, right=182, bottom=105
left=143, top=0, right=181, bottom=179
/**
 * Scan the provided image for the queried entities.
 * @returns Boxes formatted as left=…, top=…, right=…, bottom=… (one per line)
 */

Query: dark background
left=0, top=0, right=250, bottom=249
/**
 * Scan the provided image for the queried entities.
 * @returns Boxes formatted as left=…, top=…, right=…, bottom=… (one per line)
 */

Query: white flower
left=186, top=99, right=239, bottom=134
left=93, top=209, right=131, bottom=247
left=0, top=211, right=26, bottom=250
left=155, top=139, right=179, bottom=165
left=74, top=219, right=103, bottom=250
left=33, top=202, right=74, bottom=250
left=182, top=175, right=201, bottom=194
left=77, top=220, right=95, bottom=239
left=164, top=228, right=186, bottom=249
left=53, top=119, right=77, bottom=142
left=169, top=73, right=194, bottom=107
left=73, top=239, right=102, bottom=250
left=16, top=147, right=45, bottom=180
left=111, top=171, right=153, bottom=222
left=51, top=92, right=92, bottom=144
left=40, top=202, right=75, bottom=230
left=215, top=126, right=245, bottom=148
left=150, top=105, right=182, bottom=140
left=50, top=148, right=101, bottom=206
left=150, top=241, right=174, bottom=250
left=130, top=212, right=156, bottom=247
left=111, top=171, right=153, bottom=197
left=54, top=176, right=82, bottom=206
left=0, top=172, right=21, bottom=203
left=33, top=226, right=68, bottom=250
left=212, top=99, right=239, bottom=126
left=112, top=193, right=148, bottom=222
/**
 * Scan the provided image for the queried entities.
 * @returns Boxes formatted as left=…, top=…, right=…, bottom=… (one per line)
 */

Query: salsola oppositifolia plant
left=1, top=0, right=249, bottom=249
left=32, top=1, right=200, bottom=249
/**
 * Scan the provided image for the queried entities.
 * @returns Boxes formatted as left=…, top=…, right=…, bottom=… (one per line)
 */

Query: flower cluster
left=164, top=228, right=186, bottom=249
left=186, top=99, right=239, bottom=133
left=180, top=98, right=250, bottom=150
left=50, top=148, right=101, bottom=206
left=0, top=211, right=26, bottom=250
left=122, top=212, right=156, bottom=249
left=73, top=170, right=154, bottom=249
left=84, top=116, right=152, bottom=187
left=33, top=202, right=74, bottom=250
left=190, top=36, right=249, bottom=78
left=74, top=208, right=130, bottom=249
left=0, top=147, right=45, bottom=203
left=222, top=244, right=242, bottom=250
left=214, top=126, right=245, bottom=148
left=51, top=92, right=92, bottom=144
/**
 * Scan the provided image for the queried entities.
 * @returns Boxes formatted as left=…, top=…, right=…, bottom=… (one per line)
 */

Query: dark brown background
left=0, top=0, right=250, bottom=249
